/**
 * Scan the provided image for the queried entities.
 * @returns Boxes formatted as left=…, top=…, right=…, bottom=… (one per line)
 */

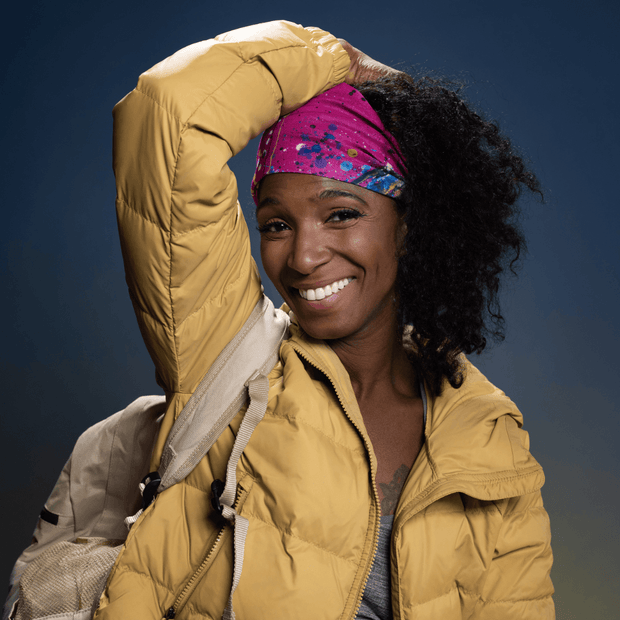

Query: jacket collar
left=282, top=307, right=545, bottom=514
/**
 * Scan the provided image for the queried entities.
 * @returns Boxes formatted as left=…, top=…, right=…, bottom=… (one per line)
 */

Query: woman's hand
left=338, top=39, right=400, bottom=85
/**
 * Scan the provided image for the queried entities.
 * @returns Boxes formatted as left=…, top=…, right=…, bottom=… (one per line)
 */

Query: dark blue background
left=2, top=1, right=618, bottom=616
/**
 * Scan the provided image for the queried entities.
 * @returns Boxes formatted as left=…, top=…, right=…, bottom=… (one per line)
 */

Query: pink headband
left=251, top=83, right=407, bottom=205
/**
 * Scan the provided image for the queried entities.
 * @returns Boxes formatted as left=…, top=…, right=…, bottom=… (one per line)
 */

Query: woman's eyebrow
left=318, top=189, right=367, bottom=205
left=256, top=196, right=279, bottom=211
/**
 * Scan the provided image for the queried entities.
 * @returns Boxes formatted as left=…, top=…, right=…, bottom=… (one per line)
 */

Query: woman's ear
left=396, top=216, right=408, bottom=258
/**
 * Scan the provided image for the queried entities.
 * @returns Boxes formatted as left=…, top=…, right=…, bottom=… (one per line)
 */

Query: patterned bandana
left=251, top=83, right=407, bottom=205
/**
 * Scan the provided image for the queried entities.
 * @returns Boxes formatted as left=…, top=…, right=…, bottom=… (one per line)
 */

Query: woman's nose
left=287, top=225, right=331, bottom=274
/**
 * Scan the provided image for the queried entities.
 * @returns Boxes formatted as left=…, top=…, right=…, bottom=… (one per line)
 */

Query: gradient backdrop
left=2, top=1, right=618, bottom=617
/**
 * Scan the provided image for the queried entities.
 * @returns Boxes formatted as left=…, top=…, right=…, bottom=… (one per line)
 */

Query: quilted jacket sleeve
left=112, top=21, right=349, bottom=400
left=477, top=491, right=555, bottom=619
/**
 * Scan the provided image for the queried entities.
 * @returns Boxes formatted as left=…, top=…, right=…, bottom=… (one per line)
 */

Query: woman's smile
left=297, top=277, right=355, bottom=301
left=257, top=173, right=404, bottom=341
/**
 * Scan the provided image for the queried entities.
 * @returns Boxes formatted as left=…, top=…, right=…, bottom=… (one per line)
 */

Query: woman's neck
left=328, top=307, right=418, bottom=404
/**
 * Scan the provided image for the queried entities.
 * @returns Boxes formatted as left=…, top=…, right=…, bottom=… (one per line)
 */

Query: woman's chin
left=299, top=325, right=347, bottom=341
left=292, top=312, right=358, bottom=342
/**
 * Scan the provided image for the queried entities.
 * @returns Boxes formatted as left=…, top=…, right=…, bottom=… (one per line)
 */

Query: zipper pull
left=163, top=607, right=175, bottom=619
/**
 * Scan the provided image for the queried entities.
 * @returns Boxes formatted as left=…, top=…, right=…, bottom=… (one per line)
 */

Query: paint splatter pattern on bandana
left=251, top=83, right=406, bottom=204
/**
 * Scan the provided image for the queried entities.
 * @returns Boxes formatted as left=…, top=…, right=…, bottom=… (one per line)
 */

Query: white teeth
left=298, top=277, right=354, bottom=301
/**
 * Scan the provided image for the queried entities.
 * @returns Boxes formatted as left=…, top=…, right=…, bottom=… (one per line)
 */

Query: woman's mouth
left=298, top=277, right=355, bottom=301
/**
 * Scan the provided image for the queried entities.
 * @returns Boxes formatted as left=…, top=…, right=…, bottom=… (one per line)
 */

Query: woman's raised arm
left=112, top=21, right=350, bottom=460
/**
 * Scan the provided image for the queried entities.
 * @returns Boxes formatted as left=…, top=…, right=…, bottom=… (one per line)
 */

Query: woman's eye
left=257, top=209, right=363, bottom=233
left=329, top=209, right=363, bottom=223
left=257, top=220, right=289, bottom=234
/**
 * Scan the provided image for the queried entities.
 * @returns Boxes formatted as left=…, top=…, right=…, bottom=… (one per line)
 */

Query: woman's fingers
left=338, top=39, right=400, bottom=85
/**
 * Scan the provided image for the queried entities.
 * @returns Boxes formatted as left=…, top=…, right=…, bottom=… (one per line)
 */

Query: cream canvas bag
left=4, top=295, right=289, bottom=620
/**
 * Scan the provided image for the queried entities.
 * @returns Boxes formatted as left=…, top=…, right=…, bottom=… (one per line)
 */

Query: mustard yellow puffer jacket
left=98, top=20, right=554, bottom=620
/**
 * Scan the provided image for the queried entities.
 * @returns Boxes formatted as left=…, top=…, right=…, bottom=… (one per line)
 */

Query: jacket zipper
left=290, top=340, right=545, bottom=620
left=162, top=525, right=227, bottom=619
left=162, top=484, right=249, bottom=619
left=289, top=342, right=381, bottom=620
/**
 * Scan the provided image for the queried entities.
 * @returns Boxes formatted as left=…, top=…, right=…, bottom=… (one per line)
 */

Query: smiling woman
left=5, top=19, right=554, bottom=620
left=257, top=174, right=404, bottom=343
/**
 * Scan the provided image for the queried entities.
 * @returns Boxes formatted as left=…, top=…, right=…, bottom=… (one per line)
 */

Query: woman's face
left=257, top=173, right=405, bottom=341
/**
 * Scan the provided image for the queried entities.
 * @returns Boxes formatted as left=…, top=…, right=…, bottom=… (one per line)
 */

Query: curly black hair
left=357, top=73, right=541, bottom=396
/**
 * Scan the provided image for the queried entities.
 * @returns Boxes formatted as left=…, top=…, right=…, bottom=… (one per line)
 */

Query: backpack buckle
left=141, top=471, right=161, bottom=510
left=211, top=479, right=225, bottom=513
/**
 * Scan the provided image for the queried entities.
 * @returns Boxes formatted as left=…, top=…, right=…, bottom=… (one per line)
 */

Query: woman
left=103, top=19, right=551, bottom=620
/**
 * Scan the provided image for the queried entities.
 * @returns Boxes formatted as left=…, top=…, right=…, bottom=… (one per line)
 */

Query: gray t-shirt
left=356, top=383, right=426, bottom=620
left=356, top=515, right=395, bottom=620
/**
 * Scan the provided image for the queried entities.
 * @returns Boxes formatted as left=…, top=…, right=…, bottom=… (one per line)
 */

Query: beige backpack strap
left=218, top=371, right=270, bottom=620
left=158, top=294, right=289, bottom=491
left=128, top=295, right=289, bottom=620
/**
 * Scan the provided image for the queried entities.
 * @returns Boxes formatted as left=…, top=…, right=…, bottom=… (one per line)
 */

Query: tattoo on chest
left=379, top=464, right=410, bottom=515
